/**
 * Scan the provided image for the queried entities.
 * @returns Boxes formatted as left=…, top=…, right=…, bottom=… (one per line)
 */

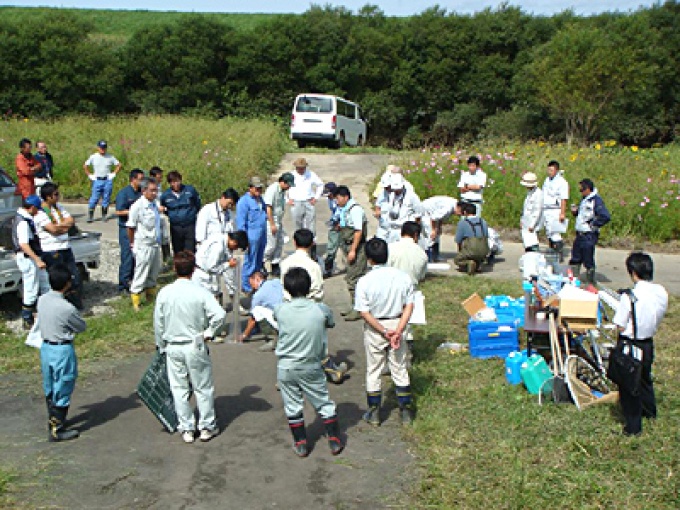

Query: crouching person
left=275, top=267, right=343, bottom=458
left=355, top=238, right=415, bottom=426
left=38, top=264, right=87, bottom=442
left=154, top=251, right=227, bottom=444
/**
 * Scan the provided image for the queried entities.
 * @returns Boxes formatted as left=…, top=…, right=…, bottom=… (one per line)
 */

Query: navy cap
left=25, top=195, right=42, bottom=208
left=97, top=140, right=107, bottom=149
left=323, top=182, right=337, bottom=195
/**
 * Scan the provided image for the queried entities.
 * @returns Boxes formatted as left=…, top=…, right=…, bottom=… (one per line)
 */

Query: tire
left=296, top=140, right=307, bottom=149
left=336, top=132, right=346, bottom=149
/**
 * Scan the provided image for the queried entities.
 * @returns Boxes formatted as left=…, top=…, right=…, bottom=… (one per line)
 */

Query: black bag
left=606, top=290, right=643, bottom=396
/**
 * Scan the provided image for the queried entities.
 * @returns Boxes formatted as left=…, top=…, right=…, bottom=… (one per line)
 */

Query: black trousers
left=618, top=339, right=656, bottom=435
left=170, top=223, right=196, bottom=254
left=569, top=231, right=598, bottom=269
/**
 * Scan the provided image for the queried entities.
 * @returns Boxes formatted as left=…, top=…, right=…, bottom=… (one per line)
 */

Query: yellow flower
left=594, top=143, right=601, bottom=150
left=538, top=141, right=545, bottom=147
left=569, top=153, right=578, bottom=162
left=202, top=140, right=208, bottom=145
left=631, top=145, right=639, bottom=152
left=605, top=139, right=617, bottom=147
left=23, top=118, right=29, bottom=122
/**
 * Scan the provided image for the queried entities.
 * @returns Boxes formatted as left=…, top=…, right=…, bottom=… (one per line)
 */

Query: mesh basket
left=137, top=352, right=178, bottom=432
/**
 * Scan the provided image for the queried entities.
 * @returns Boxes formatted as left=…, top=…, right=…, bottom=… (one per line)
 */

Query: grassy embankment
left=392, top=142, right=680, bottom=244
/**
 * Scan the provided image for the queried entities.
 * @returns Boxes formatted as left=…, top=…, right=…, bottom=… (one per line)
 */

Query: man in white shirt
left=127, top=177, right=166, bottom=311
left=83, top=140, right=121, bottom=223
left=35, top=183, right=81, bottom=309
left=264, top=173, right=295, bottom=277
left=542, top=160, right=569, bottom=262
left=155, top=251, right=227, bottom=444
left=287, top=158, right=323, bottom=238
left=12, top=195, right=50, bottom=329
left=420, top=195, right=459, bottom=261
left=612, top=252, right=668, bottom=436
left=279, top=229, right=324, bottom=302
left=387, top=221, right=428, bottom=286
left=195, top=188, right=240, bottom=244
left=375, top=174, right=423, bottom=244
left=193, top=230, right=248, bottom=298
left=520, top=172, right=543, bottom=252
left=355, top=238, right=415, bottom=426
left=457, top=156, right=487, bottom=216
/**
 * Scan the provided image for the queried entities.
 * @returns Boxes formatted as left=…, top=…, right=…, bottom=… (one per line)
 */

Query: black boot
left=363, top=391, right=382, bottom=426
left=287, top=414, right=308, bottom=457
left=87, top=209, right=94, bottom=223
left=271, top=263, right=281, bottom=278
left=586, top=268, right=596, bottom=285
left=161, top=243, right=171, bottom=263
left=554, top=241, right=564, bottom=263
left=324, top=259, right=333, bottom=277
left=48, top=401, right=79, bottom=442
left=101, top=206, right=108, bottom=222
left=431, top=241, right=441, bottom=262
left=322, top=356, right=348, bottom=384
left=323, top=415, right=344, bottom=455
left=21, top=303, right=36, bottom=330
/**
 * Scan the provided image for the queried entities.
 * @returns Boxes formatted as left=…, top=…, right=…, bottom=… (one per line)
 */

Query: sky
left=2, top=0, right=660, bottom=16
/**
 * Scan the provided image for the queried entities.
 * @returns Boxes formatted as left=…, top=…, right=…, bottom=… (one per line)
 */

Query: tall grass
left=391, top=142, right=680, bottom=244
left=0, top=116, right=288, bottom=201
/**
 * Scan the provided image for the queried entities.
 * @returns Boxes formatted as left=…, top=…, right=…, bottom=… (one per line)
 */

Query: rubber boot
left=271, top=263, right=281, bottom=278
left=322, top=356, right=347, bottom=384
left=21, top=303, right=36, bottom=331
left=131, top=293, right=142, bottom=311
left=324, top=259, right=333, bottom=277
left=343, top=290, right=362, bottom=321
left=431, top=241, right=441, bottom=262
left=145, top=286, right=159, bottom=301
left=363, top=392, right=381, bottom=426
left=161, top=243, right=172, bottom=263
left=554, top=241, right=564, bottom=263
left=324, top=415, right=344, bottom=455
left=101, top=206, right=109, bottom=222
left=287, top=414, right=308, bottom=457
left=87, top=209, right=94, bottom=223
left=569, top=264, right=581, bottom=280
left=396, top=386, right=414, bottom=426
left=586, top=268, right=596, bottom=285
left=340, top=290, right=354, bottom=316
left=48, top=402, right=79, bottom=442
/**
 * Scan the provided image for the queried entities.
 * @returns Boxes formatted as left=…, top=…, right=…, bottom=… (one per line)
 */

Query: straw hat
left=520, top=172, right=538, bottom=187
left=386, top=164, right=403, bottom=174
left=292, top=157, right=308, bottom=168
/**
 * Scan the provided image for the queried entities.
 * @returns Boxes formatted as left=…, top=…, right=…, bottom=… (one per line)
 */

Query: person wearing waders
left=453, top=202, right=490, bottom=275
left=83, top=140, right=121, bottom=223
left=332, top=186, right=369, bottom=322
left=38, top=264, right=87, bottom=441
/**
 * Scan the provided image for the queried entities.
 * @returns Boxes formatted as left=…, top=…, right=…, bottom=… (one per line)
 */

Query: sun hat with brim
left=24, top=195, right=42, bottom=208
left=389, top=174, right=405, bottom=190
left=249, top=176, right=264, bottom=188
left=292, top=157, right=308, bottom=168
left=280, top=172, right=295, bottom=186
left=520, top=172, right=538, bottom=187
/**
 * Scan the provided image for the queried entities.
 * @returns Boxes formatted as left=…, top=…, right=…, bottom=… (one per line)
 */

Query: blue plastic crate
left=468, top=319, right=519, bottom=359
left=484, top=295, right=525, bottom=327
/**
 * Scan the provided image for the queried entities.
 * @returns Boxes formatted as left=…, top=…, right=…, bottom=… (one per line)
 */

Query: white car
left=290, top=94, right=367, bottom=148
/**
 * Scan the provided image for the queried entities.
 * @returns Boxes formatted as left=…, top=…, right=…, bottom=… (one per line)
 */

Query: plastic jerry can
left=505, top=350, right=526, bottom=385
left=520, top=354, right=553, bottom=395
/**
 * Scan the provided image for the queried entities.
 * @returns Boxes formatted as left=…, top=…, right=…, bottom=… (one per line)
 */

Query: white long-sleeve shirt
left=613, top=280, right=668, bottom=339
left=287, top=169, right=323, bottom=201
left=194, top=233, right=233, bottom=275
left=195, top=200, right=233, bottom=244
left=521, top=187, right=544, bottom=230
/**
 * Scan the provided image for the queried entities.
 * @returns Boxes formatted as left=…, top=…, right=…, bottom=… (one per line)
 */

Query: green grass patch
left=390, top=142, right=680, bottom=243
left=0, top=115, right=288, bottom=201
left=408, top=275, right=680, bottom=508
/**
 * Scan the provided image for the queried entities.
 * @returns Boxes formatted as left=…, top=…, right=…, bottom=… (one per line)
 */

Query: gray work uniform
left=193, top=233, right=234, bottom=296
left=155, top=279, right=227, bottom=433
left=127, top=196, right=165, bottom=294
left=274, top=298, right=336, bottom=420
left=263, top=182, right=286, bottom=265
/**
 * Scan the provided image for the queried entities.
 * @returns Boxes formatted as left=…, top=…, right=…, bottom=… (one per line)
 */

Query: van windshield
left=296, top=96, right=333, bottom=114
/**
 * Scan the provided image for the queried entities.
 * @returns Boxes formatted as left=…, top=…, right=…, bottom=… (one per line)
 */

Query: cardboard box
left=462, top=293, right=486, bottom=317
left=556, top=286, right=598, bottom=331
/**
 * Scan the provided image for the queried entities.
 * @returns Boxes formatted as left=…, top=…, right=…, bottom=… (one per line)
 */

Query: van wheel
left=78, top=263, right=90, bottom=283
left=357, top=135, right=364, bottom=147
left=336, top=132, right=346, bottom=149
left=297, top=140, right=306, bottom=149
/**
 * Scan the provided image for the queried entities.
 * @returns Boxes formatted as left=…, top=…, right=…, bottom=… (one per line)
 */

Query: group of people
left=520, top=160, right=611, bottom=284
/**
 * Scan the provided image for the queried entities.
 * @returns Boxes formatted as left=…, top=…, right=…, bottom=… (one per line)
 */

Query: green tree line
left=0, top=2, right=678, bottom=146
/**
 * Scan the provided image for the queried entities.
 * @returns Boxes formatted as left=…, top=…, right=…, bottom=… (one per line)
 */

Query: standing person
left=127, top=177, right=166, bottom=311
left=15, top=138, right=42, bottom=199
left=457, top=156, right=487, bottom=216
left=149, top=166, right=172, bottom=263
left=195, top=188, right=240, bottom=243
left=114, top=169, right=144, bottom=293
left=453, top=202, right=490, bottom=275
left=279, top=229, right=324, bottom=302
left=274, top=267, right=343, bottom=457
left=612, top=252, right=668, bottom=436
left=333, top=186, right=369, bottom=322
left=542, top=160, right=570, bottom=262
left=38, top=264, right=87, bottom=442
left=33, top=140, right=54, bottom=197
left=154, top=251, right=227, bottom=444
left=322, top=182, right=341, bottom=277
left=193, top=230, right=248, bottom=298
left=264, top=172, right=295, bottom=277
left=375, top=174, right=423, bottom=244
left=387, top=221, right=428, bottom=286
left=520, top=172, right=543, bottom=253
left=12, top=195, right=50, bottom=330
left=83, top=140, right=121, bottom=223
left=287, top=158, right=323, bottom=237
left=35, top=183, right=81, bottom=309
left=236, top=177, right=267, bottom=293
left=420, top=195, right=459, bottom=262
left=160, top=171, right=201, bottom=254
left=569, top=178, right=611, bottom=284
left=355, top=238, right=415, bottom=426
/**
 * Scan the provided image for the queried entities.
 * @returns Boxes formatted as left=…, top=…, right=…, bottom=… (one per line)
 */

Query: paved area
left=2, top=152, right=679, bottom=509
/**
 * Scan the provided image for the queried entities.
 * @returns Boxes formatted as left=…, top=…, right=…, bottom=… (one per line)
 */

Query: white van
left=290, top=94, right=367, bottom=148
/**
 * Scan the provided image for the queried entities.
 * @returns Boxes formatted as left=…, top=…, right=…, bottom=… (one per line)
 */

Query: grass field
left=408, top=275, right=680, bottom=509
left=0, top=116, right=288, bottom=201
left=392, top=142, right=680, bottom=244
